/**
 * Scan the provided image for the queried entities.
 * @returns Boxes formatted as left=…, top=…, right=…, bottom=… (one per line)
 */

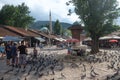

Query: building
left=68, top=24, right=85, bottom=41
left=0, top=25, right=58, bottom=46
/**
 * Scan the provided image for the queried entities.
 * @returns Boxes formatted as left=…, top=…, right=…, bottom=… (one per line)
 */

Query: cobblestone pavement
left=0, top=46, right=119, bottom=80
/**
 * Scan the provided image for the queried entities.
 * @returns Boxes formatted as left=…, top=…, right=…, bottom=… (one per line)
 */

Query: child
left=68, top=46, right=72, bottom=54
left=0, top=44, right=5, bottom=59
left=33, top=47, right=38, bottom=59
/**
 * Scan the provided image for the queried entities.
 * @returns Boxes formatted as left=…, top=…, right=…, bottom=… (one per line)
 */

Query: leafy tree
left=64, top=29, right=72, bottom=37
left=67, top=0, right=120, bottom=54
left=0, top=5, right=16, bottom=25
left=0, top=3, right=34, bottom=28
left=53, top=20, right=62, bottom=35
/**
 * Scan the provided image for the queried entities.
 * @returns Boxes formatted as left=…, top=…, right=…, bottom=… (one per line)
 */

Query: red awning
left=109, top=39, right=118, bottom=42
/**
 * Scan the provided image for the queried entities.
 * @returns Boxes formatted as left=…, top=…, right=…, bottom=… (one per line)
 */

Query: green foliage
left=0, top=3, right=34, bottom=28
left=68, top=0, right=120, bottom=53
left=70, top=0, right=120, bottom=38
left=100, top=25, right=120, bottom=36
left=0, top=5, right=16, bottom=25
left=63, top=29, right=72, bottom=36
left=53, top=20, right=62, bottom=35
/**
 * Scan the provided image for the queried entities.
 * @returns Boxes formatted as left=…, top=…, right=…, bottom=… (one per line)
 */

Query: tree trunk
left=90, top=36, right=99, bottom=54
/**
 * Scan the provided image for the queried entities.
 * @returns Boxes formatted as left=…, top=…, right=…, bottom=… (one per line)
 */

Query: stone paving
left=0, top=46, right=119, bottom=80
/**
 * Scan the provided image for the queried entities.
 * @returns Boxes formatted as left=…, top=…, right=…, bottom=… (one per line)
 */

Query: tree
left=0, top=3, right=34, bottom=28
left=0, top=5, right=16, bottom=25
left=67, top=0, right=120, bottom=54
left=64, top=29, right=72, bottom=37
left=53, top=20, right=62, bottom=35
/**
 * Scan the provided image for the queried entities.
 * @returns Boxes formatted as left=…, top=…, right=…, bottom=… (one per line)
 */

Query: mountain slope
left=30, top=21, right=72, bottom=30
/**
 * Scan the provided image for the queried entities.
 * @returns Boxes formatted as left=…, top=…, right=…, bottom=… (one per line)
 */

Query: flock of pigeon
left=79, top=49, right=120, bottom=80
left=26, top=52, right=64, bottom=77
left=1, top=48, right=120, bottom=80
left=0, top=51, right=64, bottom=80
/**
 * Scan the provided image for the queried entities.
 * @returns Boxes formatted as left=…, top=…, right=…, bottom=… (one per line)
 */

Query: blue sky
left=0, top=0, right=120, bottom=25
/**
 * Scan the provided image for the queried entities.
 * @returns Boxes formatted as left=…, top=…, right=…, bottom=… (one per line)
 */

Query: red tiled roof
left=4, top=26, right=29, bottom=37
left=0, top=25, right=57, bottom=38
left=17, top=28, right=40, bottom=37
left=0, top=25, right=41, bottom=37
left=29, top=29, right=57, bottom=39
left=0, top=26, right=21, bottom=37
left=29, top=29, right=50, bottom=38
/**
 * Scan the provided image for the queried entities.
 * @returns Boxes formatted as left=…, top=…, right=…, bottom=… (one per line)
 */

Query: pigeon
left=38, top=73, right=44, bottom=78
left=91, top=69, right=99, bottom=76
left=110, top=70, right=119, bottom=79
left=50, top=78, right=54, bottom=80
left=61, top=73, right=66, bottom=78
left=81, top=73, right=86, bottom=79
left=24, top=77, right=27, bottom=80
left=28, top=66, right=33, bottom=75
left=90, top=71, right=96, bottom=78
left=17, top=77, right=20, bottom=80
left=0, top=77, right=4, bottom=80
left=82, top=64, right=86, bottom=72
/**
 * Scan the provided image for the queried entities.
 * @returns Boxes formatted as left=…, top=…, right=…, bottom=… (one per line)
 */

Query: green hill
left=30, top=21, right=72, bottom=30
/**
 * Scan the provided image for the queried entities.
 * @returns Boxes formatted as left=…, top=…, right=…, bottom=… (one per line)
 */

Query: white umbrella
left=35, top=37, right=45, bottom=42
left=83, top=37, right=91, bottom=41
left=100, top=35, right=120, bottom=40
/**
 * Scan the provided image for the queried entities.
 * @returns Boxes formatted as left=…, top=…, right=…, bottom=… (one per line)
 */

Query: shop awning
left=35, top=37, right=45, bottom=42
left=2, top=36, right=22, bottom=41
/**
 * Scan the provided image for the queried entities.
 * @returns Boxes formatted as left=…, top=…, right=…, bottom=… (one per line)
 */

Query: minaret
left=49, top=10, right=52, bottom=34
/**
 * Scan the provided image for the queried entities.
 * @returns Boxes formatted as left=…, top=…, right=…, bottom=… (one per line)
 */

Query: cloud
left=26, top=0, right=79, bottom=23
left=0, top=0, right=119, bottom=24
left=0, top=0, right=79, bottom=24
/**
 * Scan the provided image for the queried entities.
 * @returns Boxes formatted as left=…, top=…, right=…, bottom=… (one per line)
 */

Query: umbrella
left=55, top=38, right=66, bottom=42
left=109, top=39, right=118, bottom=42
left=66, top=38, right=79, bottom=42
left=35, top=37, right=45, bottom=42
left=100, top=35, right=120, bottom=40
left=2, top=36, right=22, bottom=41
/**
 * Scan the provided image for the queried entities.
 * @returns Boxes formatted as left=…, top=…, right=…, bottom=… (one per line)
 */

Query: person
left=0, top=43, right=5, bottom=59
left=11, top=43, right=18, bottom=68
left=33, top=47, right=38, bottom=59
left=5, top=41, right=12, bottom=65
left=18, top=41, right=27, bottom=72
left=67, top=46, right=72, bottom=54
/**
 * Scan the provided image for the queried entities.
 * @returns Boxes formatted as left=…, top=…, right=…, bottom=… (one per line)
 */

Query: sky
left=0, top=0, right=120, bottom=25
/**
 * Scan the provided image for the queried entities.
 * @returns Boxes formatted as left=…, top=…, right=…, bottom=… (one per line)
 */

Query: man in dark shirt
left=18, top=41, right=27, bottom=72
left=5, top=41, right=12, bottom=65
left=11, top=43, right=17, bottom=67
